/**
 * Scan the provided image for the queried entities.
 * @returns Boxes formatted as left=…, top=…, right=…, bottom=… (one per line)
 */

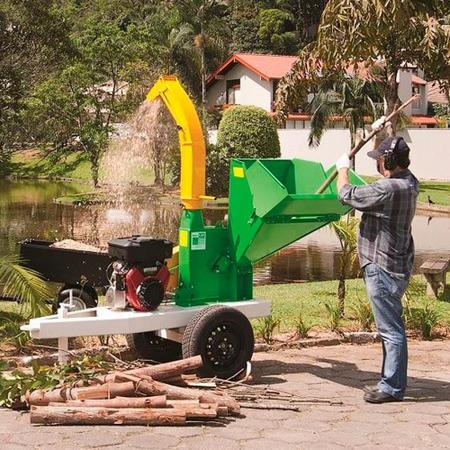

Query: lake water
left=1, top=179, right=449, bottom=284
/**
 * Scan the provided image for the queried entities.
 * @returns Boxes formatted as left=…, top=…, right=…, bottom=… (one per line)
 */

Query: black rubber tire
left=52, top=287, right=97, bottom=313
left=126, top=332, right=182, bottom=363
left=182, top=305, right=254, bottom=379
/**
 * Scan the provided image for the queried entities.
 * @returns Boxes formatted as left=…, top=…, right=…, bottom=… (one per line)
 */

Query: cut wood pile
left=25, top=356, right=240, bottom=426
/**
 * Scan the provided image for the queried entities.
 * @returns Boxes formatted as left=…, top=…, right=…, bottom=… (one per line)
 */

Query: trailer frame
left=21, top=300, right=270, bottom=363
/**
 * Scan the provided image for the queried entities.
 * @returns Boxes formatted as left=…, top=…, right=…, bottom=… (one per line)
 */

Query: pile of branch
left=25, top=356, right=240, bottom=426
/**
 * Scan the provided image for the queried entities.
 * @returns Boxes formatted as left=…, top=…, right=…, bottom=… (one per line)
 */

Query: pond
left=1, top=179, right=449, bottom=284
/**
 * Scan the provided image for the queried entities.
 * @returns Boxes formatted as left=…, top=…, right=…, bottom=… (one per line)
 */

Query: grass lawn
left=10, top=150, right=163, bottom=186
left=11, top=151, right=92, bottom=181
left=363, top=176, right=450, bottom=207
left=254, top=275, right=450, bottom=335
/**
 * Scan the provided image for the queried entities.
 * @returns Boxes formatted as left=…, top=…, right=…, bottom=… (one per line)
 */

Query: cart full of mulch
left=50, top=240, right=104, bottom=253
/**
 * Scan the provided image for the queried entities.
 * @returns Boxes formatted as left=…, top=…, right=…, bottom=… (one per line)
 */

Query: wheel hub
left=61, top=297, right=86, bottom=311
left=205, top=324, right=240, bottom=368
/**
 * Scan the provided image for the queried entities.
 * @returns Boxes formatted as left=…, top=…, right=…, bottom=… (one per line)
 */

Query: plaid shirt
left=339, top=170, right=419, bottom=276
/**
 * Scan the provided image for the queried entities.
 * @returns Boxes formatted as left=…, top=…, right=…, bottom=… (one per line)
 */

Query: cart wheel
left=126, top=332, right=182, bottom=363
left=182, top=305, right=254, bottom=379
left=52, top=288, right=97, bottom=313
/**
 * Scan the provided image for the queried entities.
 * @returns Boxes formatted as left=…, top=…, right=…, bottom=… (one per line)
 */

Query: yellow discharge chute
left=147, top=76, right=213, bottom=211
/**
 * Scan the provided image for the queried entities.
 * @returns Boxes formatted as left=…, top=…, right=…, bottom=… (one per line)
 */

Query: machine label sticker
left=233, top=166, right=245, bottom=178
left=191, top=232, right=206, bottom=250
left=179, top=229, right=188, bottom=247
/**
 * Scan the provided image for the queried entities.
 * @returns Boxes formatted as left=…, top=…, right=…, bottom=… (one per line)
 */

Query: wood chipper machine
left=21, top=76, right=365, bottom=378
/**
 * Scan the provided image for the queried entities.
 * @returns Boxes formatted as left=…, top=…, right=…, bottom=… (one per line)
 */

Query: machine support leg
left=58, top=337, right=69, bottom=364
left=57, top=303, right=70, bottom=364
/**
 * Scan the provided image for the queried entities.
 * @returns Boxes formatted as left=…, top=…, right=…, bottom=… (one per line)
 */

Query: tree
left=308, top=77, right=381, bottom=150
left=0, top=0, right=71, bottom=175
left=174, top=0, right=230, bottom=117
left=276, top=0, right=450, bottom=132
left=211, top=105, right=280, bottom=195
left=257, top=8, right=298, bottom=54
left=228, top=0, right=260, bottom=52
left=330, top=216, right=359, bottom=318
left=24, top=22, right=156, bottom=186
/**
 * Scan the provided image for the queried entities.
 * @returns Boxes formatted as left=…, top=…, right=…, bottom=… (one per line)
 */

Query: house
left=206, top=53, right=438, bottom=128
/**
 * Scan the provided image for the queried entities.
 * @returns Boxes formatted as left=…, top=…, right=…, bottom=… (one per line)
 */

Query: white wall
left=206, top=65, right=273, bottom=111
left=209, top=128, right=450, bottom=181
left=398, top=71, right=413, bottom=116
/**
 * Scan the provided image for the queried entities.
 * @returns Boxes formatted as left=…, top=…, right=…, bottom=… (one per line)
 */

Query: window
left=226, top=79, right=240, bottom=104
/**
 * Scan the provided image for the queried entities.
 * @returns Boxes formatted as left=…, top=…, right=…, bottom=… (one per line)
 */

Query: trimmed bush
left=208, top=105, right=280, bottom=195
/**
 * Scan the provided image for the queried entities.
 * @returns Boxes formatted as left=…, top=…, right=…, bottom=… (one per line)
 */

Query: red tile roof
left=411, top=74, right=427, bottom=85
left=427, top=81, right=449, bottom=104
left=208, top=53, right=385, bottom=86
left=283, top=114, right=437, bottom=126
left=410, top=115, right=438, bottom=125
left=207, top=53, right=298, bottom=85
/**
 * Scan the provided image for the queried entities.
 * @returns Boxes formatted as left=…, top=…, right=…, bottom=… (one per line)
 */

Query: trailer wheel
left=126, top=332, right=182, bottom=363
left=52, top=287, right=97, bottom=313
left=182, top=305, right=254, bottom=379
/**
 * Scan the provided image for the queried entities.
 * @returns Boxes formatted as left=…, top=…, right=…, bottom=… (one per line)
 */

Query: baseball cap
left=367, top=136, right=410, bottom=159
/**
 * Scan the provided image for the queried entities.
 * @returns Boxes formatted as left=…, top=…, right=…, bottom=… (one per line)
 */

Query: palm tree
left=175, top=0, right=229, bottom=117
left=0, top=255, right=50, bottom=318
left=330, top=216, right=359, bottom=318
left=308, top=77, right=382, bottom=156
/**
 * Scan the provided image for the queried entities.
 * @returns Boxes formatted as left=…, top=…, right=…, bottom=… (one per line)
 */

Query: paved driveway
left=1, top=340, right=449, bottom=449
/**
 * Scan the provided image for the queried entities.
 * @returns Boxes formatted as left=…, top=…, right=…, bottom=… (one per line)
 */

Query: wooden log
left=118, top=374, right=240, bottom=415
left=95, top=356, right=203, bottom=384
left=178, top=405, right=217, bottom=419
left=30, top=406, right=186, bottom=426
left=74, top=382, right=136, bottom=400
left=27, top=381, right=137, bottom=406
left=217, top=406, right=229, bottom=417
left=53, top=395, right=167, bottom=409
left=167, top=399, right=200, bottom=407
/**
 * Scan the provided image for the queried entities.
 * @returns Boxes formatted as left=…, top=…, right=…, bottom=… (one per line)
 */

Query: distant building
left=206, top=53, right=439, bottom=128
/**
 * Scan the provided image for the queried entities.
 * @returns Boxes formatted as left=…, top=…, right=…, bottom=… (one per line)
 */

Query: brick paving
left=1, top=340, right=449, bottom=449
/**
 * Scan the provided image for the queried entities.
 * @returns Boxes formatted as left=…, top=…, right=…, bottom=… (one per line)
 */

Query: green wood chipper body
left=174, top=158, right=366, bottom=307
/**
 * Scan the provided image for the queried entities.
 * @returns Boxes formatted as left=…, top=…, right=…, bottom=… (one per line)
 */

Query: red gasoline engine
left=106, top=236, right=173, bottom=312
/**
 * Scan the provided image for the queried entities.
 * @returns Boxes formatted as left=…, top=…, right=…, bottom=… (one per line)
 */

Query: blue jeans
left=363, top=263, right=409, bottom=399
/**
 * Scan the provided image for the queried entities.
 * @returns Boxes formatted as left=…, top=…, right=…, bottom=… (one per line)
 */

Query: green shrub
left=295, top=312, right=314, bottom=338
left=210, top=105, right=280, bottom=195
left=255, top=311, right=281, bottom=344
left=351, top=300, right=374, bottom=331
left=0, top=311, right=30, bottom=348
left=323, top=299, right=342, bottom=333
left=408, top=301, right=441, bottom=340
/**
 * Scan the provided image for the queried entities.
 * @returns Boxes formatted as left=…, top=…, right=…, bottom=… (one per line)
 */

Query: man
left=335, top=120, right=419, bottom=403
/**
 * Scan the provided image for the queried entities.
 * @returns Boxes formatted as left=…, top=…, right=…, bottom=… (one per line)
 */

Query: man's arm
left=334, top=153, right=388, bottom=212
left=337, top=168, right=350, bottom=194
left=335, top=154, right=350, bottom=193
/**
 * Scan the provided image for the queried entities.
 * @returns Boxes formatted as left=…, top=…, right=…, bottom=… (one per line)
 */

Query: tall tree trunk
left=90, top=153, right=99, bottom=187
left=200, top=44, right=207, bottom=124
left=337, top=254, right=346, bottom=318
left=384, top=70, right=400, bottom=136
left=337, top=277, right=345, bottom=318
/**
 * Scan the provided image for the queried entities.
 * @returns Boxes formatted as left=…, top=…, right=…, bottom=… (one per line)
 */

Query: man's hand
left=336, top=153, right=350, bottom=194
left=371, top=115, right=392, bottom=132
left=336, top=153, right=350, bottom=171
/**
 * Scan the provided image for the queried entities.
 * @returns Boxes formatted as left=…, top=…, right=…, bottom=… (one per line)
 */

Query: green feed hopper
left=228, top=158, right=366, bottom=266
left=175, top=158, right=366, bottom=307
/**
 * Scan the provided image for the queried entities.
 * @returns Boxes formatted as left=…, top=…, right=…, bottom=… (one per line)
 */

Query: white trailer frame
left=21, top=300, right=271, bottom=363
